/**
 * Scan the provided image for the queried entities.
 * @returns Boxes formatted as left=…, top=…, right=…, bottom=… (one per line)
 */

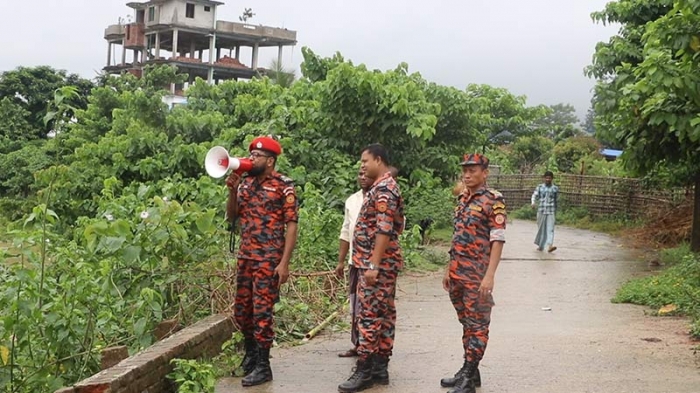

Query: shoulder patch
left=487, top=188, right=503, bottom=197
left=278, top=174, right=294, bottom=183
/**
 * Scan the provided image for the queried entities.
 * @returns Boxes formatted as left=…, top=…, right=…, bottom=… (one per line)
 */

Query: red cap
left=249, top=136, right=282, bottom=156
left=460, top=153, right=489, bottom=167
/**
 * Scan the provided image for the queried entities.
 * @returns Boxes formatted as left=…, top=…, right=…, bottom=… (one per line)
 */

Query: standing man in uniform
left=440, top=153, right=506, bottom=393
left=335, top=169, right=374, bottom=358
left=338, top=144, right=405, bottom=393
left=531, top=170, right=559, bottom=252
left=226, top=136, right=299, bottom=387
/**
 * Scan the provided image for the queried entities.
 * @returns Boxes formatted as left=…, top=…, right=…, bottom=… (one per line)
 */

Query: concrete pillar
left=155, top=32, right=161, bottom=58
left=277, top=45, right=283, bottom=66
left=121, top=38, right=126, bottom=65
left=235, top=46, right=240, bottom=60
left=217, top=47, right=221, bottom=61
left=189, top=41, right=195, bottom=58
left=207, top=35, right=215, bottom=84
left=251, top=43, right=259, bottom=70
left=133, top=49, right=139, bottom=64
left=208, top=35, right=215, bottom=64
left=107, top=42, right=112, bottom=66
left=208, top=67, right=214, bottom=84
left=198, top=49, right=203, bottom=60
left=172, top=29, right=179, bottom=58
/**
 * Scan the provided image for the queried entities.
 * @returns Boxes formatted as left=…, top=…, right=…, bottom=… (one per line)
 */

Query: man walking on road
left=335, top=169, right=374, bottom=358
left=441, top=153, right=506, bottom=393
left=531, top=170, right=559, bottom=252
left=338, top=144, right=405, bottom=393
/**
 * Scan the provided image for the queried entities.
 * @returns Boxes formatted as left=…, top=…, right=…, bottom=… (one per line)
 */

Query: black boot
left=235, top=337, right=259, bottom=376
left=338, top=357, right=374, bottom=393
left=371, top=355, right=389, bottom=385
left=241, top=347, right=273, bottom=387
left=440, top=360, right=480, bottom=388
left=448, top=373, right=476, bottom=393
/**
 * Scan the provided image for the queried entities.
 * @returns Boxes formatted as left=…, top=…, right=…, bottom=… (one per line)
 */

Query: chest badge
left=469, top=204, right=482, bottom=212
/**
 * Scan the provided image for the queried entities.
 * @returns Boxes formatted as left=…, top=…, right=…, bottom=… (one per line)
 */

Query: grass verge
left=612, top=244, right=700, bottom=339
left=509, top=205, right=643, bottom=234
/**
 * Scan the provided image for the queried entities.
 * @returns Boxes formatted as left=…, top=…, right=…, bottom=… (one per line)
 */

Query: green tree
left=265, top=59, right=296, bottom=88
left=467, top=84, right=542, bottom=150
left=587, top=0, right=700, bottom=251
left=0, top=66, right=94, bottom=138
left=553, top=135, right=601, bottom=173
left=0, top=97, right=34, bottom=153
left=510, top=135, right=555, bottom=173
left=534, top=103, right=584, bottom=142
left=582, top=105, right=596, bottom=135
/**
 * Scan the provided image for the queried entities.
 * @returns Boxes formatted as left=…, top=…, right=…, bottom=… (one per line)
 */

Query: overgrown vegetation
left=613, top=244, right=700, bottom=338
left=2, top=50, right=592, bottom=391
left=2, top=2, right=700, bottom=384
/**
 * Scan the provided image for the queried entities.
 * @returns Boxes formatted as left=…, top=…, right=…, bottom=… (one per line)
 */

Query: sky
left=0, top=0, right=619, bottom=121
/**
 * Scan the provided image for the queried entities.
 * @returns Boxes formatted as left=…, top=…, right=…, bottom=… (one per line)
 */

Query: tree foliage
left=0, top=44, right=634, bottom=390
left=0, top=66, right=94, bottom=139
left=587, top=0, right=700, bottom=250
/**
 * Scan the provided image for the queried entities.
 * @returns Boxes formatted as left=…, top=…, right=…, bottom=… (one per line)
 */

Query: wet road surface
left=217, top=220, right=700, bottom=393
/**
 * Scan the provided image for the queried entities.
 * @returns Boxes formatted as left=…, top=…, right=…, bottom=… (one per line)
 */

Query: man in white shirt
left=335, top=169, right=373, bottom=357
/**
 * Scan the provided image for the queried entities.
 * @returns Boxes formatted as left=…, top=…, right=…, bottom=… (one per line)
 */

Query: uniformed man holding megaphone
left=223, top=136, right=299, bottom=387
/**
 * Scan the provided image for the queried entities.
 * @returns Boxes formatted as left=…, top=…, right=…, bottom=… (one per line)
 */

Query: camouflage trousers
left=449, top=277, right=494, bottom=362
left=234, top=258, right=280, bottom=349
left=356, top=269, right=398, bottom=360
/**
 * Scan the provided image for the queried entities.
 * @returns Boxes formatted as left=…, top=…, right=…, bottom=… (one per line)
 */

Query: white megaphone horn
left=204, top=146, right=253, bottom=178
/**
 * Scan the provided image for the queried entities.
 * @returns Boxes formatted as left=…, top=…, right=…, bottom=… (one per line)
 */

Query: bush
left=612, top=245, right=700, bottom=338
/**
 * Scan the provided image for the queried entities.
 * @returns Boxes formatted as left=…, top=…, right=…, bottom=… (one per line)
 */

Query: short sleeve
left=339, top=201, right=351, bottom=242
left=489, top=196, right=507, bottom=242
left=375, top=186, right=398, bottom=236
left=281, top=179, right=299, bottom=223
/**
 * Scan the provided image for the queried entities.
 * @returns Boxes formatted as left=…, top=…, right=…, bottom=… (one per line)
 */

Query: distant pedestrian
left=531, top=171, right=559, bottom=252
left=441, top=153, right=506, bottom=393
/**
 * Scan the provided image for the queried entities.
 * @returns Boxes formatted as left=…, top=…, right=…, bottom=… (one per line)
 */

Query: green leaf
left=97, top=236, right=127, bottom=253
left=123, top=245, right=141, bottom=263
left=134, top=317, right=147, bottom=337
left=195, top=211, right=215, bottom=234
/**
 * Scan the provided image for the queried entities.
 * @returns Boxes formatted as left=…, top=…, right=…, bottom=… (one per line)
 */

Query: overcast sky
left=0, top=0, right=618, bottom=120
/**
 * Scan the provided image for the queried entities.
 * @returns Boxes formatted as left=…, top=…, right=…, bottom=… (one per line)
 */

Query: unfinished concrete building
left=103, top=0, right=297, bottom=92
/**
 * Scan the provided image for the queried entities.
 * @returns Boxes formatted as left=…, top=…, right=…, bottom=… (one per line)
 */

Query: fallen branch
left=302, top=310, right=341, bottom=342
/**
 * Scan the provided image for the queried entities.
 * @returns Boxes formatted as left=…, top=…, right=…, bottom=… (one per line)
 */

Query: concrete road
left=217, top=220, right=700, bottom=393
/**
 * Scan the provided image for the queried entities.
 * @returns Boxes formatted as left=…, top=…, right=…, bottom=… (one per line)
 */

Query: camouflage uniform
left=449, top=185, right=506, bottom=362
left=234, top=171, right=298, bottom=348
left=352, top=171, right=405, bottom=360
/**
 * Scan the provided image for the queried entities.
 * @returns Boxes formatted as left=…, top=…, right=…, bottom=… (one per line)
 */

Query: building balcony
left=104, top=24, right=125, bottom=40
left=215, top=21, right=297, bottom=45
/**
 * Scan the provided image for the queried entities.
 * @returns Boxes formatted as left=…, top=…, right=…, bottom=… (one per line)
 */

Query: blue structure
left=600, top=148, right=623, bottom=161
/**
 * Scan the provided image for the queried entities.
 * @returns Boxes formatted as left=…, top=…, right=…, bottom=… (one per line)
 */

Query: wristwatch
left=368, top=263, right=376, bottom=271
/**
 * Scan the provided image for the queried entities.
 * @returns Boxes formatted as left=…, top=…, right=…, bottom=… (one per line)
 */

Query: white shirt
left=339, top=190, right=364, bottom=266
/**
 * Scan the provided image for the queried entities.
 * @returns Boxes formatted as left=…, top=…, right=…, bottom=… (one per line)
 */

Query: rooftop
left=127, top=0, right=224, bottom=9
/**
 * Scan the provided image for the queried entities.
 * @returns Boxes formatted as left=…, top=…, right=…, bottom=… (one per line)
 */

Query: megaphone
left=204, top=146, right=253, bottom=178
